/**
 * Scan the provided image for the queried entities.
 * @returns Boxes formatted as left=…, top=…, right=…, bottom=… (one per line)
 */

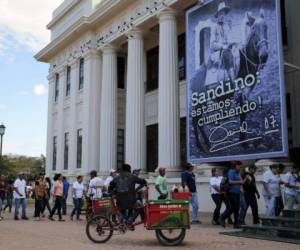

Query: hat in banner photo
left=215, top=1, right=230, bottom=17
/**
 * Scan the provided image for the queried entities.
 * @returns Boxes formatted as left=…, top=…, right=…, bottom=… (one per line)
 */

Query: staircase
left=222, top=209, right=300, bottom=244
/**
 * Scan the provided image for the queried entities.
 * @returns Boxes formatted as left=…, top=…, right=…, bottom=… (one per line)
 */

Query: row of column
left=99, top=8, right=181, bottom=174
left=47, top=8, right=181, bottom=176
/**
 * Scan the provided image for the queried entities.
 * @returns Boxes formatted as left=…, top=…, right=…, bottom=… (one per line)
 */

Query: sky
left=0, top=0, right=63, bottom=157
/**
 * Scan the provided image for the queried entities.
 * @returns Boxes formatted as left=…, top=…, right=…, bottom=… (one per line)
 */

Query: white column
left=99, top=46, right=118, bottom=175
left=125, top=29, right=146, bottom=171
left=82, top=50, right=102, bottom=174
left=56, top=68, right=66, bottom=173
left=158, top=9, right=180, bottom=172
left=68, top=60, right=79, bottom=174
left=46, top=74, right=55, bottom=176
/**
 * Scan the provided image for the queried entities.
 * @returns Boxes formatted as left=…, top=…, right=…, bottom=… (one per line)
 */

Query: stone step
left=242, top=225, right=300, bottom=239
left=260, top=216, right=300, bottom=228
left=282, top=209, right=300, bottom=219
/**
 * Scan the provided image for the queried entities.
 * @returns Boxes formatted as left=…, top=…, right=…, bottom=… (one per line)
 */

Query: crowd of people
left=209, top=162, right=300, bottom=228
left=0, top=162, right=299, bottom=227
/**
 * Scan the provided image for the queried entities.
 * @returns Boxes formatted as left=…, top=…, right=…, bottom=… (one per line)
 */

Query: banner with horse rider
left=186, top=0, right=288, bottom=163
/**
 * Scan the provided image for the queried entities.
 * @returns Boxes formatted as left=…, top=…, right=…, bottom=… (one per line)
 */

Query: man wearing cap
left=155, top=167, right=168, bottom=199
left=13, top=173, right=28, bottom=220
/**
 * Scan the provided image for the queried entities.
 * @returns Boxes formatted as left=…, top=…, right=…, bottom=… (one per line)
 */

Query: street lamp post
left=0, top=123, right=6, bottom=158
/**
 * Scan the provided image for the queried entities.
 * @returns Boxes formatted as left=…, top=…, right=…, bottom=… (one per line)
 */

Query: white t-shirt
left=209, top=176, right=222, bottom=194
left=73, top=181, right=84, bottom=198
left=263, top=170, right=281, bottom=197
left=104, top=176, right=113, bottom=188
left=88, top=177, right=104, bottom=200
left=284, top=172, right=298, bottom=196
left=13, top=178, right=26, bottom=199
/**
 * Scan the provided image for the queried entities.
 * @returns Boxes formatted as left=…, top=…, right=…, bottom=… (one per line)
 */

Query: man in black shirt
left=240, top=165, right=260, bottom=224
left=109, top=164, right=147, bottom=226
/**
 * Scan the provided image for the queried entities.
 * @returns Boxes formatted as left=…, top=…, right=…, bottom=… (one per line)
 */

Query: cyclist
left=109, top=164, right=147, bottom=228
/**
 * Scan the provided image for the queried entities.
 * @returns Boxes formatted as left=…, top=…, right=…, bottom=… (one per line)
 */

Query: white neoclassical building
left=36, top=0, right=300, bottom=211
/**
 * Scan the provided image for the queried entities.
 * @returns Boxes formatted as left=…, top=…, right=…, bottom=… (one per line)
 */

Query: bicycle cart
left=85, top=190, right=190, bottom=246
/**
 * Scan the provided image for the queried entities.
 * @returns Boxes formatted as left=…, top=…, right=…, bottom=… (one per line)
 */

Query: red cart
left=85, top=189, right=190, bottom=246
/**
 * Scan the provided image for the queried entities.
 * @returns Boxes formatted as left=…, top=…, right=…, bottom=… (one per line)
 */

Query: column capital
left=157, top=8, right=178, bottom=22
left=101, top=44, right=118, bottom=55
left=126, top=27, right=145, bottom=40
left=47, top=73, right=56, bottom=81
left=83, top=48, right=101, bottom=60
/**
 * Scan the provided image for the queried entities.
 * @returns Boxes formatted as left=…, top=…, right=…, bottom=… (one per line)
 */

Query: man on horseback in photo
left=206, top=1, right=238, bottom=85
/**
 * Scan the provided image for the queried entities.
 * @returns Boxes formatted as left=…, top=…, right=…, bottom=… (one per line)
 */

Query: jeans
left=285, top=193, right=297, bottom=210
left=264, top=195, right=276, bottom=217
left=120, top=209, right=134, bottom=224
left=238, top=192, right=247, bottom=224
left=244, top=193, right=259, bottom=224
left=222, top=193, right=240, bottom=225
left=62, top=197, right=67, bottom=215
left=35, top=197, right=44, bottom=217
left=3, top=196, right=13, bottom=212
left=211, top=194, right=222, bottom=222
left=50, top=196, right=63, bottom=219
left=14, top=198, right=27, bottom=218
left=42, top=198, right=51, bottom=215
left=71, top=198, right=83, bottom=219
left=190, top=192, right=199, bottom=222
left=0, top=197, right=3, bottom=217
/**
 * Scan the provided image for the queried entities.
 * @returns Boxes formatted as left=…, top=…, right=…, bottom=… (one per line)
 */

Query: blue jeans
left=14, top=198, right=27, bottom=218
left=238, top=192, right=247, bottom=224
left=190, top=192, right=199, bottom=221
left=0, top=197, right=3, bottom=217
left=264, top=195, right=276, bottom=217
left=71, top=198, right=83, bottom=219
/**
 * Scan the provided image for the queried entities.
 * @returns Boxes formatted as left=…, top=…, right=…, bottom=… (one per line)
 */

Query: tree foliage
left=0, top=155, right=46, bottom=181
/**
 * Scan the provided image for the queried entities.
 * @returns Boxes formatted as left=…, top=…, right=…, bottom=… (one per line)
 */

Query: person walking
left=13, top=173, right=28, bottom=220
left=220, top=161, right=246, bottom=228
left=239, top=165, right=260, bottom=225
left=41, top=177, right=52, bottom=216
left=3, top=179, right=13, bottom=213
left=49, top=174, right=64, bottom=221
left=181, top=163, right=201, bottom=224
left=262, top=164, right=281, bottom=217
left=284, top=165, right=300, bottom=210
left=0, top=175, right=6, bottom=220
left=209, top=168, right=223, bottom=225
left=70, top=176, right=85, bottom=221
left=34, top=175, right=46, bottom=221
left=62, top=176, right=70, bottom=215
left=155, top=167, right=168, bottom=199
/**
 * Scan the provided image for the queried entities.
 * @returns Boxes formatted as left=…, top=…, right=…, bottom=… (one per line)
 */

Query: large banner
left=186, top=0, right=288, bottom=163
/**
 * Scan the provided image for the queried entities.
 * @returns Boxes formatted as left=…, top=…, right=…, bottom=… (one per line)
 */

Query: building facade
left=36, top=0, right=300, bottom=211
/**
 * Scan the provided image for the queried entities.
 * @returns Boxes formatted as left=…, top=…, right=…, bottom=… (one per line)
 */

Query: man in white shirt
left=13, top=173, right=28, bottom=220
left=88, top=171, right=105, bottom=200
left=284, top=165, right=300, bottom=210
left=209, top=168, right=223, bottom=225
left=104, top=169, right=117, bottom=189
left=262, top=165, right=281, bottom=217
left=70, top=176, right=85, bottom=220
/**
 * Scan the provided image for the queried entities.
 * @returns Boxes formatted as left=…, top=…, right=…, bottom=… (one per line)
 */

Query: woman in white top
left=209, top=168, right=223, bottom=225
left=70, top=176, right=85, bottom=220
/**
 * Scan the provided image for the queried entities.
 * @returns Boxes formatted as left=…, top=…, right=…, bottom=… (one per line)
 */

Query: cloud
left=34, top=84, right=48, bottom=96
left=0, top=0, right=63, bottom=53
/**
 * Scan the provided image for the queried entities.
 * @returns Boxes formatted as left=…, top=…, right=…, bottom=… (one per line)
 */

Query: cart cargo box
left=145, top=199, right=190, bottom=230
left=92, top=198, right=112, bottom=216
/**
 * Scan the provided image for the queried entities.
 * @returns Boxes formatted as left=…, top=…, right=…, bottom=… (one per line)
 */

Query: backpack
left=220, top=176, right=229, bottom=193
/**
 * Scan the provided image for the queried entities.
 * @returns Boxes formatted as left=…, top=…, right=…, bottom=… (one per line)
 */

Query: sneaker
left=58, top=219, right=65, bottom=222
left=14, top=216, right=19, bottom=220
left=233, top=224, right=242, bottom=229
left=48, top=216, right=55, bottom=221
left=127, top=224, right=135, bottom=231
left=34, top=217, right=41, bottom=221
left=21, top=216, right=29, bottom=220
left=219, top=218, right=226, bottom=228
left=212, top=220, right=220, bottom=225
left=191, top=220, right=202, bottom=224
left=76, top=218, right=82, bottom=221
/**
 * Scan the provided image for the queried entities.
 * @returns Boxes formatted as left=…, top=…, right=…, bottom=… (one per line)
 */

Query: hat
left=109, top=169, right=116, bottom=174
left=215, top=1, right=230, bottom=18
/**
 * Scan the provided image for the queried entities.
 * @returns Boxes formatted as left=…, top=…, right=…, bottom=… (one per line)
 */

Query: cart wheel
left=155, top=228, right=186, bottom=246
left=86, top=215, right=113, bottom=243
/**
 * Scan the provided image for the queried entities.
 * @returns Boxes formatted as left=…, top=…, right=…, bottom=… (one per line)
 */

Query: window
left=54, top=73, right=59, bottom=102
left=146, top=124, right=158, bottom=172
left=77, top=129, right=83, bottom=168
left=117, top=57, right=126, bottom=89
left=64, top=132, right=69, bottom=170
left=66, top=66, right=71, bottom=96
left=79, top=58, right=84, bottom=90
left=281, top=0, right=288, bottom=46
left=178, top=33, right=186, bottom=81
left=117, top=129, right=125, bottom=170
left=52, top=136, right=57, bottom=171
left=146, top=46, right=159, bottom=92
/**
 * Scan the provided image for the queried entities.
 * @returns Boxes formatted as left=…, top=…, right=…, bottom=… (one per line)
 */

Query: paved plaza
left=0, top=205, right=298, bottom=250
